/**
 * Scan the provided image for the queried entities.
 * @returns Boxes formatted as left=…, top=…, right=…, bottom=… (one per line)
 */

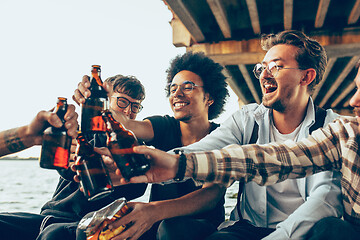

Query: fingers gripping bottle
left=102, top=110, right=150, bottom=181
left=39, top=97, right=72, bottom=169
left=75, top=133, right=113, bottom=201
left=81, top=65, right=109, bottom=147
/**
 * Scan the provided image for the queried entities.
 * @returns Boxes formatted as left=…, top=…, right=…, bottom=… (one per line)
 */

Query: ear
left=300, top=68, right=316, bottom=86
left=204, top=93, right=214, bottom=106
left=208, top=99, right=214, bottom=106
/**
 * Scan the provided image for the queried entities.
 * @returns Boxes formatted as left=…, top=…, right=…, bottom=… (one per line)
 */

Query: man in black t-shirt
left=74, top=52, right=229, bottom=240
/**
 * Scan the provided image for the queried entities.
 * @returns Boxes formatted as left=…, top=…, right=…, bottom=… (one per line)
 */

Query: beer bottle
left=39, top=97, right=72, bottom=169
left=102, top=110, right=150, bottom=181
left=81, top=65, right=108, bottom=147
left=75, top=133, right=113, bottom=201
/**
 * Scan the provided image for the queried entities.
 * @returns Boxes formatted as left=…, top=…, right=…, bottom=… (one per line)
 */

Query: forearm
left=0, top=125, right=37, bottom=157
left=149, top=183, right=226, bottom=221
left=112, top=111, right=154, bottom=142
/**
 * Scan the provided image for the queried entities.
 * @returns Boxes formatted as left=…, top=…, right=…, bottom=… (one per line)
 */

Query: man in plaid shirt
left=130, top=62, right=360, bottom=239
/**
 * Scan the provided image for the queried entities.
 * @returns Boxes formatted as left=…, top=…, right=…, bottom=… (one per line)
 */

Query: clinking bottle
left=39, top=97, right=72, bottom=169
left=81, top=65, right=108, bottom=147
left=102, top=110, right=150, bottom=181
left=74, top=133, right=113, bottom=201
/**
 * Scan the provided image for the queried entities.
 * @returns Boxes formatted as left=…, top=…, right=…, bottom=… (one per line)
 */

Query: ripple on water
left=1, top=160, right=241, bottom=219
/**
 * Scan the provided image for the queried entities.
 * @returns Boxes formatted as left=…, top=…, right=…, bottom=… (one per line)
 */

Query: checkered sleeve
left=187, top=117, right=353, bottom=185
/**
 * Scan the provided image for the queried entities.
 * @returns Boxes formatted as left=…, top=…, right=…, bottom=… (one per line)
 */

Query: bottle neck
left=91, top=71, right=103, bottom=87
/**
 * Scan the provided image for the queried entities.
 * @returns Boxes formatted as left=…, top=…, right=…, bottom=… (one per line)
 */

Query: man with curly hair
left=74, top=51, right=229, bottom=240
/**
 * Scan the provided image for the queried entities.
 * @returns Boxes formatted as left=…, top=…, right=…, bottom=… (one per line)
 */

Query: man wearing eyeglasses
left=73, top=52, right=229, bottom=240
left=0, top=74, right=149, bottom=240
left=144, top=30, right=341, bottom=240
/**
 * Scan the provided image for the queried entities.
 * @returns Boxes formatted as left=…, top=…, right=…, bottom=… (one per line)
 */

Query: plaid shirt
left=187, top=116, right=360, bottom=225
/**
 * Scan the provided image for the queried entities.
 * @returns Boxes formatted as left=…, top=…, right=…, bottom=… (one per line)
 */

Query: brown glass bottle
left=39, top=97, right=72, bottom=169
left=81, top=65, right=108, bottom=146
left=102, top=110, right=150, bottom=181
left=75, top=133, right=113, bottom=201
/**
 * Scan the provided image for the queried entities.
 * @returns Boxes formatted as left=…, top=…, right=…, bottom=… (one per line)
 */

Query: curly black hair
left=165, top=52, right=229, bottom=120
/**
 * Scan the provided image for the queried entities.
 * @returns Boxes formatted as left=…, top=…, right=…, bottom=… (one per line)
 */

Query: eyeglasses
left=253, top=61, right=302, bottom=79
left=111, top=96, right=143, bottom=113
left=168, top=81, right=203, bottom=96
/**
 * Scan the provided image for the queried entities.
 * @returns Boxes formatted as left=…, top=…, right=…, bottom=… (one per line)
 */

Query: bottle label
left=53, top=147, right=69, bottom=169
left=91, top=116, right=107, bottom=131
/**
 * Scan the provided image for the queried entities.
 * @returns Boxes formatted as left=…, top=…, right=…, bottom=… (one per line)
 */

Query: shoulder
left=324, top=108, right=340, bottom=123
left=223, top=103, right=265, bottom=126
left=144, top=115, right=178, bottom=127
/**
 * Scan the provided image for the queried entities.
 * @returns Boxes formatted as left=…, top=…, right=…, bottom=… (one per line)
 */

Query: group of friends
left=0, top=29, right=359, bottom=240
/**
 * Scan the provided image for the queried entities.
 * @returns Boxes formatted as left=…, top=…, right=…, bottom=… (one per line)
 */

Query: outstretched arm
left=128, top=117, right=348, bottom=184
left=0, top=105, right=78, bottom=157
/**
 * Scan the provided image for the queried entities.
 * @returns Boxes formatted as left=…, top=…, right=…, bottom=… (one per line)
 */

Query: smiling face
left=109, top=90, right=142, bottom=120
left=260, top=44, right=307, bottom=112
left=349, top=67, right=360, bottom=132
left=169, top=70, right=210, bottom=122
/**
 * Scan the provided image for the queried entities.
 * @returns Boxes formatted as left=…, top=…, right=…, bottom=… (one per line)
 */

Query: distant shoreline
left=0, top=156, right=38, bottom=161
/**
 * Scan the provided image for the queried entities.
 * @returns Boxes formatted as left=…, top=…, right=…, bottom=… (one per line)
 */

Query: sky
left=0, top=0, right=239, bottom=158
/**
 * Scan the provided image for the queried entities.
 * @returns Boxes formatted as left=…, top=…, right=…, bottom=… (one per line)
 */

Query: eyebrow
left=261, top=58, right=283, bottom=64
left=170, top=80, right=194, bottom=86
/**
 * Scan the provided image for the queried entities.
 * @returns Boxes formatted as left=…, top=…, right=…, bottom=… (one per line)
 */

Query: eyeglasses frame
left=253, top=61, right=303, bottom=79
left=111, top=96, right=143, bottom=113
left=168, top=80, right=204, bottom=96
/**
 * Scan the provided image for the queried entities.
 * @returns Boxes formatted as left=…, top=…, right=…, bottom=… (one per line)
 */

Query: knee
left=38, top=224, right=76, bottom=240
left=157, top=217, right=216, bottom=240
left=306, top=217, right=356, bottom=240
left=157, top=218, right=184, bottom=240
left=205, top=231, right=238, bottom=240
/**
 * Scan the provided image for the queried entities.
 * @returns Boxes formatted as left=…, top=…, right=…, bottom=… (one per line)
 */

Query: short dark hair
left=105, top=75, right=145, bottom=101
left=165, top=52, right=229, bottom=120
left=261, top=30, right=327, bottom=93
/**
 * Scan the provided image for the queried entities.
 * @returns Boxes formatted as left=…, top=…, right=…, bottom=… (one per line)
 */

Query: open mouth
left=263, top=83, right=277, bottom=94
left=173, top=102, right=189, bottom=110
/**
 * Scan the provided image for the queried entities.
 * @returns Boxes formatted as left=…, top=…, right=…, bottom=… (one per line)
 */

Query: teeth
left=174, top=103, right=188, bottom=107
left=264, top=84, right=276, bottom=89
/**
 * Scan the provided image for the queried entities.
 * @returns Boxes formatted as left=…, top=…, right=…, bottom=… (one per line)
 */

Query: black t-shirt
left=145, top=115, right=225, bottom=226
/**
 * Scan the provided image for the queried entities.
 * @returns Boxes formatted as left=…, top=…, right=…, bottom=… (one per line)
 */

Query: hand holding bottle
left=0, top=105, right=78, bottom=158
left=72, top=75, right=112, bottom=106
left=27, top=103, right=78, bottom=145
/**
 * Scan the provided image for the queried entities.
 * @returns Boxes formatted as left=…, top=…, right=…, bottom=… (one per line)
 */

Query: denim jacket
left=182, top=98, right=343, bottom=240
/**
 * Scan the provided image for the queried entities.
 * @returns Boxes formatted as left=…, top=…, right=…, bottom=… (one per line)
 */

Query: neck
left=272, top=97, right=310, bottom=134
left=179, top=117, right=211, bottom=146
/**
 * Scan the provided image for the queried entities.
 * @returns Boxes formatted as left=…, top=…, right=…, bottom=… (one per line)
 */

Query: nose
left=122, top=104, right=132, bottom=116
left=172, top=85, right=184, bottom=97
left=350, top=90, right=360, bottom=108
left=261, top=67, right=274, bottom=79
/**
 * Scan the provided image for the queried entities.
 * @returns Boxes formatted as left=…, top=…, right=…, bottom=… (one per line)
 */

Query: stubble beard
left=262, top=95, right=286, bottom=113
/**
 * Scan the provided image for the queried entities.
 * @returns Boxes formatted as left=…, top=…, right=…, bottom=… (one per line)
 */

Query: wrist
left=147, top=201, right=165, bottom=222
left=23, top=125, right=42, bottom=146
left=173, top=150, right=186, bottom=181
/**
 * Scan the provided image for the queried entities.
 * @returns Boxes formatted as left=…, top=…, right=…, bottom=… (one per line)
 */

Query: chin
left=174, top=114, right=191, bottom=122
